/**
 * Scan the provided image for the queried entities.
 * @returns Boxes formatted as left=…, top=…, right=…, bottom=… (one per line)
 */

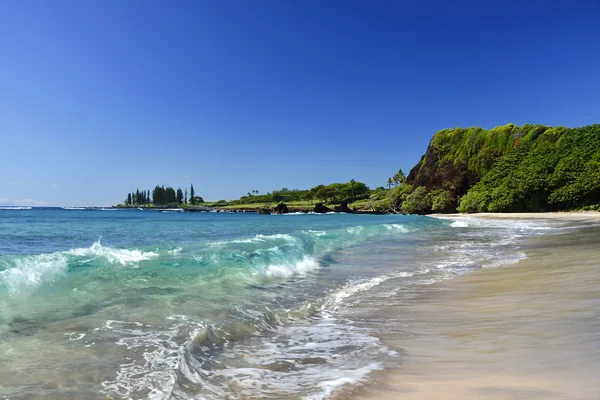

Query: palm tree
left=350, top=179, right=356, bottom=202
left=397, top=168, right=406, bottom=184
left=387, top=177, right=393, bottom=189
left=392, top=169, right=406, bottom=186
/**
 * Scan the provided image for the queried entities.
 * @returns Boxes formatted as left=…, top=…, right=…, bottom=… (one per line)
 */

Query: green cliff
left=403, top=123, right=600, bottom=213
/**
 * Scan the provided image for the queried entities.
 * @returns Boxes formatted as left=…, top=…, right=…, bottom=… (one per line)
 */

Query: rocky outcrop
left=407, top=145, right=479, bottom=198
left=333, top=201, right=353, bottom=213
left=313, top=203, right=332, bottom=213
left=273, top=203, right=289, bottom=214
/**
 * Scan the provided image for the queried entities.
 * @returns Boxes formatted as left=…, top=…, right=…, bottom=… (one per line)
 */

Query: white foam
left=383, top=223, right=409, bottom=232
left=0, top=252, right=69, bottom=295
left=100, top=316, right=204, bottom=400
left=213, top=319, right=390, bottom=400
left=265, top=256, right=319, bottom=278
left=66, top=241, right=158, bottom=265
left=323, top=271, right=419, bottom=311
left=211, top=233, right=297, bottom=246
left=306, top=363, right=382, bottom=400
left=346, top=226, right=364, bottom=234
left=450, top=220, right=469, bottom=227
left=166, top=248, right=182, bottom=255
left=0, top=206, right=32, bottom=210
left=483, top=251, right=527, bottom=269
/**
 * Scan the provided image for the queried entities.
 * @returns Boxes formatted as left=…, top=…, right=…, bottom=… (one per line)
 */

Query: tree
left=184, top=188, right=188, bottom=204
left=401, top=186, right=431, bottom=214
left=387, top=177, right=393, bottom=189
left=176, top=188, right=183, bottom=204
left=392, top=169, right=406, bottom=186
left=350, top=179, right=356, bottom=202
left=190, top=184, right=195, bottom=205
left=165, top=187, right=177, bottom=204
left=126, top=193, right=132, bottom=205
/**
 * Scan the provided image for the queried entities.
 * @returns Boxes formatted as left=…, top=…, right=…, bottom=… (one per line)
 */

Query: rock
left=273, top=203, right=288, bottom=214
left=313, top=203, right=332, bottom=213
left=258, top=208, right=271, bottom=215
left=333, top=201, right=352, bottom=213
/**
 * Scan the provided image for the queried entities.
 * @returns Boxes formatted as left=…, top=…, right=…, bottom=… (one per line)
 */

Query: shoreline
left=352, top=219, right=600, bottom=400
left=430, top=211, right=600, bottom=221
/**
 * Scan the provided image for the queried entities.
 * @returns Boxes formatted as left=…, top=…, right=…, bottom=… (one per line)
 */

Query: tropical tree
left=190, top=184, right=195, bottom=205
left=392, top=169, right=406, bottom=186
left=387, top=177, right=393, bottom=189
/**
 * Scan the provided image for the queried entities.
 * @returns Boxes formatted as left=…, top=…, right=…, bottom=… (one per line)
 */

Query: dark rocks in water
left=297, top=357, right=328, bottom=365
left=313, top=203, right=332, bottom=213
left=333, top=201, right=353, bottom=213
left=273, top=203, right=288, bottom=214
left=264, top=360, right=297, bottom=372
left=258, top=208, right=271, bottom=215
left=8, top=316, right=40, bottom=336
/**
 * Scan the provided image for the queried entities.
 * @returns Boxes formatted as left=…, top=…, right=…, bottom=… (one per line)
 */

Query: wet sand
left=354, top=219, right=600, bottom=400
left=434, top=211, right=600, bottom=221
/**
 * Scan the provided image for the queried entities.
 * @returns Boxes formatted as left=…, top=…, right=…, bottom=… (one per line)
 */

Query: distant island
left=115, top=124, right=600, bottom=214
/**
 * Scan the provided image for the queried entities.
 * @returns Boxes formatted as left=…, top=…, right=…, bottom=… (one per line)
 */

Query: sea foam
left=66, top=241, right=158, bottom=265
left=0, top=242, right=159, bottom=295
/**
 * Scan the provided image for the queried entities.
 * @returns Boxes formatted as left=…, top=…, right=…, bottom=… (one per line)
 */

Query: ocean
left=0, top=207, right=594, bottom=399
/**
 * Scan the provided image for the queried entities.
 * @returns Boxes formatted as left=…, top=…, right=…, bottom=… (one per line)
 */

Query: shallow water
left=0, top=208, right=583, bottom=399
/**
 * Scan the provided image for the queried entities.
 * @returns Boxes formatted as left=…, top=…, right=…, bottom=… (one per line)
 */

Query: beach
left=1, top=209, right=599, bottom=399
left=355, top=212, right=600, bottom=400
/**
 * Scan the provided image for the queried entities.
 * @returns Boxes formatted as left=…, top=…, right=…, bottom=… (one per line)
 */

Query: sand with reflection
left=355, top=218, right=600, bottom=400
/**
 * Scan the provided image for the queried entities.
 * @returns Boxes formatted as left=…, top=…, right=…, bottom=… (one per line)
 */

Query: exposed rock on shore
left=313, top=203, right=332, bottom=213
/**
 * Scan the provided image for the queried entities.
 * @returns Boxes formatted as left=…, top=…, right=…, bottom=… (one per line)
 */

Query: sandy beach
left=433, top=211, right=600, bottom=221
left=354, top=213, right=600, bottom=400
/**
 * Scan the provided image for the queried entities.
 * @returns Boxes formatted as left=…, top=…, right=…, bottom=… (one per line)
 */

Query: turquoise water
left=0, top=208, right=562, bottom=399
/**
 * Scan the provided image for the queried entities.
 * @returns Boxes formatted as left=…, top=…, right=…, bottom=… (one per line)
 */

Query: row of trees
left=228, top=180, right=371, bottom=206
left=124, top=184, right=203, bottom=206
left=127, top=189, right=152, bottom=206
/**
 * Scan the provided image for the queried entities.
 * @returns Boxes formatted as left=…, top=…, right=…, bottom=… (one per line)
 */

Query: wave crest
left=66, top=241, right=159, bottom=265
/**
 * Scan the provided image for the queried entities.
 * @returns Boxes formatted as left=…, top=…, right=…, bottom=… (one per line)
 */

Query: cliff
left=403, top=123, right=600, bottom=213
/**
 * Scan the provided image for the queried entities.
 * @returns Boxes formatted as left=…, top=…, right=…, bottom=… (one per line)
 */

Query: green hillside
left=403, top=124, right=600, bottom=213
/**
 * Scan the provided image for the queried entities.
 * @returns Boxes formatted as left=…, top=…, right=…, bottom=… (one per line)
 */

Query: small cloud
left=0, top=198, right=48, bottom=206
left=10, top=181, right=19, bottom=185
left=52, top=183, right=59, bottom=188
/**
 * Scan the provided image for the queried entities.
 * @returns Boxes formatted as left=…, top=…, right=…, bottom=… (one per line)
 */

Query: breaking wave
left=0, top=241, right=159, bottom=295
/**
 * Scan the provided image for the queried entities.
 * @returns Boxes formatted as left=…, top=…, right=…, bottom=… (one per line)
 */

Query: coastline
left=352, top=217, right=600, bottom=400
left=431, top=211, right=600, bottom=221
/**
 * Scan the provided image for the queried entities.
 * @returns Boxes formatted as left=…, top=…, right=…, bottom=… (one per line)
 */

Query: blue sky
left=1, top=0, right=599, bottom=206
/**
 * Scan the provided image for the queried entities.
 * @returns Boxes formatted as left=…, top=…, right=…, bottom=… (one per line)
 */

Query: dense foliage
left=396, top=123, right=600, bottom=213
left=457, top=125, right=600, bottom=212
left=229, top=180, right=370, bottom=206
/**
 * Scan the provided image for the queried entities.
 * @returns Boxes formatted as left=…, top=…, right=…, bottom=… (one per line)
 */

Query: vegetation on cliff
left=391, top=123, right=600, bottom=213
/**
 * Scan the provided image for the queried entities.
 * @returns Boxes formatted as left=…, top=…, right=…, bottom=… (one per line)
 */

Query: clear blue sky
left=1, top=0, right=599, bottom=206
